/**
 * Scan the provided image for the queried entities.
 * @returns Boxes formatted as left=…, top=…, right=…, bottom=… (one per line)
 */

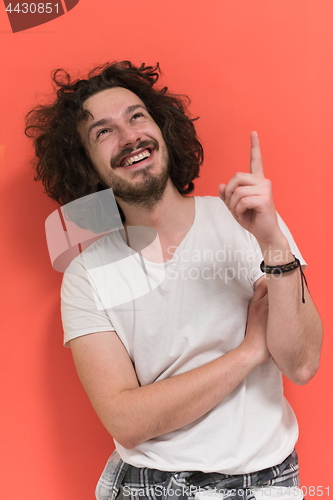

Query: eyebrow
left=87, top=104, right=147, bottom=139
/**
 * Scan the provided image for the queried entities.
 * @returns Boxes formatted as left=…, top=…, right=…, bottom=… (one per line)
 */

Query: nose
left=118, top=124, right=141, bottom=149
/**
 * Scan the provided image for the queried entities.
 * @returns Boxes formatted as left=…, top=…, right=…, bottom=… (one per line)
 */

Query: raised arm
left=218, top=132, right=323, bottom=385
left=70, top=281, right=269, bottom=449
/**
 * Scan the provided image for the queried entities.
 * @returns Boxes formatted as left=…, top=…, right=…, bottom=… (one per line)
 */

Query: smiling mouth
left=121, top=148, right=152, bottom=168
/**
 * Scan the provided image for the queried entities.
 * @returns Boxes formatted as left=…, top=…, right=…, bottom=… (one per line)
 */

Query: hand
left=241, top=279, right=270, bottom=365
left=218, top=132, right=282, bottom=248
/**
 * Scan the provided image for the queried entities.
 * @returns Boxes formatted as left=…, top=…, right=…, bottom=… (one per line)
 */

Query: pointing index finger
left=250, top=131, right=265, bottom=178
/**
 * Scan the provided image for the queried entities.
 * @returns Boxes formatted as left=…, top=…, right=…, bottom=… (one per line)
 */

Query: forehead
left=82, top=87, right=145, bottom=119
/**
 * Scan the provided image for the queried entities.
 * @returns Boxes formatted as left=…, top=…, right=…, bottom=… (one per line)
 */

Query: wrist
left=236, top=341, right=267, bottom=370
left=259, top=234, right=293, bottom=266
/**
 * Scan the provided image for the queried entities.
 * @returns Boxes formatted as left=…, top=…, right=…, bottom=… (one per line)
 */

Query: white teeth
left=123, top=149, right=151, bottom=167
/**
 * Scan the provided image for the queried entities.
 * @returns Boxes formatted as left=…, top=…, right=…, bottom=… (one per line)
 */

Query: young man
left=26, top=61, right=322, bottom=500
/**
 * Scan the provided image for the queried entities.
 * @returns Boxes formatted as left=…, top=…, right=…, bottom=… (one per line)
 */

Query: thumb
left=218, top=183, right=227, bottom=202
left=252, top=279, right=268, bottom=302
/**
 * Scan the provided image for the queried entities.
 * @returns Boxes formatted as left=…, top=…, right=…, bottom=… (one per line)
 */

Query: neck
left=116, top=180, right=193, bottom=236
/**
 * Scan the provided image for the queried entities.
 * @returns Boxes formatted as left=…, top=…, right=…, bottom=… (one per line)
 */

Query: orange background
left=0, top=1, right=332, bottom=498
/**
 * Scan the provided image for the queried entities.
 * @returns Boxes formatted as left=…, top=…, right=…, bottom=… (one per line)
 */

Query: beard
left=100, top=141, right=170, bottom=210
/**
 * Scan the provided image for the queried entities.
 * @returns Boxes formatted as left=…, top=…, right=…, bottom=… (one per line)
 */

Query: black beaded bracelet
left=260, top=255, right=308, bottom=303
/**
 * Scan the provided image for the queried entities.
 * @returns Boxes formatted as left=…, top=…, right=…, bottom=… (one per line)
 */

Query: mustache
left=111, top=139, right=159, bottom=169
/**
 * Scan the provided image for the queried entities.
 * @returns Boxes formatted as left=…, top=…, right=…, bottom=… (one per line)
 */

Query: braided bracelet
left=260, top=255, right=308, bottom=303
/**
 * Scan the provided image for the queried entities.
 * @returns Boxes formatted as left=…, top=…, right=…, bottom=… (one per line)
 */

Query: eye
left=97, top=128, right=110, bottom=138
left=131, top=112, right=144, bottom=121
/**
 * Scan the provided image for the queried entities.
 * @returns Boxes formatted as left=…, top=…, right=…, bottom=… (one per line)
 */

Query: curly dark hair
left=25, top=61, right=203, bottom=209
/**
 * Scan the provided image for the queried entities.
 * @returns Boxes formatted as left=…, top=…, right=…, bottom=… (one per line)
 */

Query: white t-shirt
left=61, top=196, right=306, bottom=475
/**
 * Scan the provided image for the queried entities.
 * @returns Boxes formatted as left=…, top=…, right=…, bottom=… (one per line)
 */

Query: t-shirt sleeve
left=61, top=259, right=115, bottom=347
left=249, top=212, right=307, bottom=286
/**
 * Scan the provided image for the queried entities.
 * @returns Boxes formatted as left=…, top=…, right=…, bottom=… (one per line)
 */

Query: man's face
left=78, top=87, right=170, bottom=208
